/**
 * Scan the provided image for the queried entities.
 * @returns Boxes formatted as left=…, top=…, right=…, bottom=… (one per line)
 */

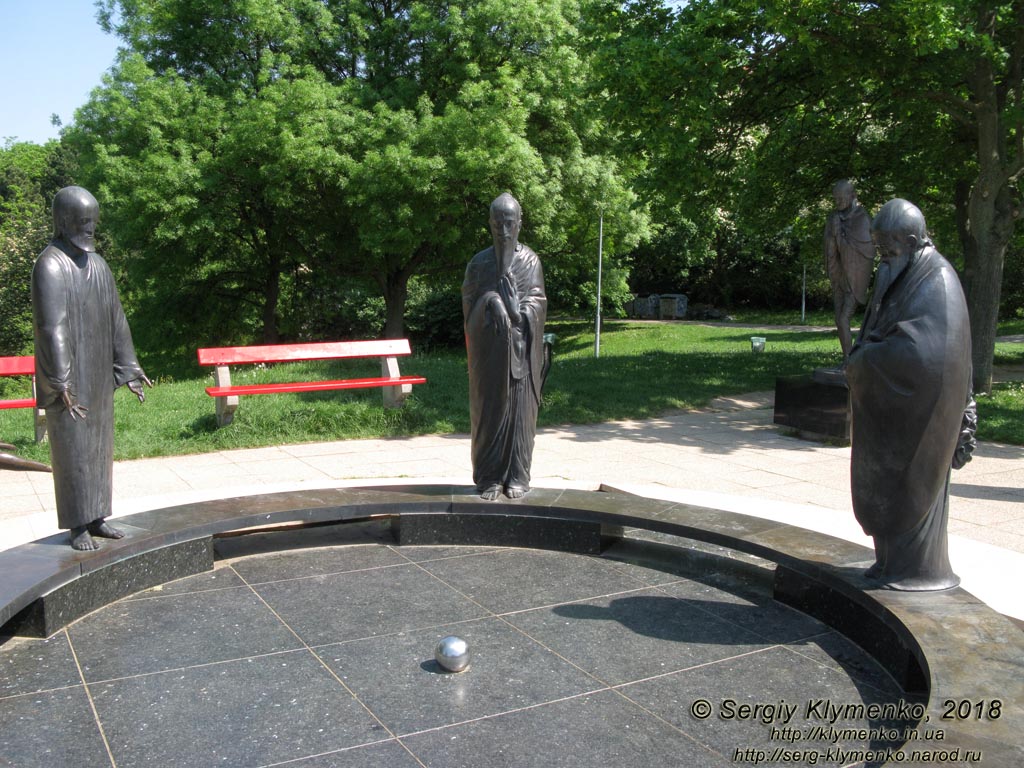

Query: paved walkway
left=3, top=392, right=1022, bottom=621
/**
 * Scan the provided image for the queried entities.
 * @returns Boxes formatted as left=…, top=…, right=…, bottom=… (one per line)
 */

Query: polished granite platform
left=0, top=523, right=920, bottom=768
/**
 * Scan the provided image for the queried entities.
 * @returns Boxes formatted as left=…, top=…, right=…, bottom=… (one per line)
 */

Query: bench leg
left=34, top=409, right=47, bottom=443
left=215, top=396, right=239, bottom=427
left=214, top=366, right=239, bottom=427
left=381, top=356, right=412, bottom=409
left=31, top=378, right=47, bottom=443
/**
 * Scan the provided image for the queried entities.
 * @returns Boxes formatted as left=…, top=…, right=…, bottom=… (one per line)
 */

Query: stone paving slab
left=0, top=540, right=922, bottom=768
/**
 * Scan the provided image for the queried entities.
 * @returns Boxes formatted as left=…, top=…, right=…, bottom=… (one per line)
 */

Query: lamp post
left=594, top=207, right=604, bottom=358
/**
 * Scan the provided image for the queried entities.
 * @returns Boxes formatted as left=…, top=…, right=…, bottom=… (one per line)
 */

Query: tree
left=0, top=140, right=77, bottom=357
left=595, top=0, right=1023, bottom=393
left=73, top=0, right=646, bottom=350
left=72, top=4, right=358, bottom=351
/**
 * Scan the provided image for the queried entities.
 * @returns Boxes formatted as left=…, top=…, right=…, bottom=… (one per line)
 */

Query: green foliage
left=545, top=259, right=632, bottom=318
left=68, top=51, right=358, bottom=353
left=73, top=0, right=648, bottom=357
left=627, top=218, right=711, bottom=296
left=1001, top=242, right=1024, bottom=320
left=296, top=279, right=387, bottom=343
left=0, top=141, right=77, bottom=356
left=403, top=278, right=465, bottom=351
left=594, top=0, right=1024, bottom=391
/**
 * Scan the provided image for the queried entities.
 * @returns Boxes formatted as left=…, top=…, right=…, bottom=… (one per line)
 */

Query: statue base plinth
left=773, top=374, right=850, bottom=443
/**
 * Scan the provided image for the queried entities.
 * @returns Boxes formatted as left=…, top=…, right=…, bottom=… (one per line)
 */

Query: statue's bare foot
left=88, top=520, right=125, bottom=539
left=505, top=486, right=528, bottom=499
left=480, top=485, right=502, bottom=501
left=70, top=527, right=99, bottom=551
left=864, top=561, right=883, bottom=579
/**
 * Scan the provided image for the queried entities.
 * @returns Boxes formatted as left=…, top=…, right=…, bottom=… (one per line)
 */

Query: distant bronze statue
left=824, top=180, right=875, bottom=364
left=32, top=186, right=151, bottom=550
left=463, top=193, right=547, bottom=500
left=847, top=199, right=974, bottom=591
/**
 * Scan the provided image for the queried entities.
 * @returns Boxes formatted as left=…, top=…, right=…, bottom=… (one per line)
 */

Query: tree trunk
left=960, top=20, right=1016, bottom=395
left=261, top=249, right=282, bottom=343
left=381, top=271, right=409, bottom=340
left=962, top=182, right=1011, bottom=394
left=379, top=246, right=432, bottom=340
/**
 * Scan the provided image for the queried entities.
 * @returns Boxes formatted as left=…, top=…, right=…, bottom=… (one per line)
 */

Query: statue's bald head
left=832, top=179, right=856, bottom=210
left=872, top=198, right=928, bottom=243
left=489, top=192, right=522, bottom=250
left=871, top=198, right=931, bottom=269
left=490, top=192, right=521, bottom=220
left=53, top=186, right=99, bottom=252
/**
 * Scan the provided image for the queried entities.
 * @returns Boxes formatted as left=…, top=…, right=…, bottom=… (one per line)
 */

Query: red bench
left=197, top=339, right=427, bottom=427
left=0, top=356, right=47, bottom=442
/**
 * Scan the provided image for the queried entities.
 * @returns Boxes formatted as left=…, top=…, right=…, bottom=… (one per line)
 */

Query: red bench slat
left=0, top=398, right=36, bottom=410
left=0, top=356, right=34, bottom=376
left=206, top=375, right=427, bottom=398
left=0, top=356, right=36, bottom=411
left=197, top=340, right=412, bottom=367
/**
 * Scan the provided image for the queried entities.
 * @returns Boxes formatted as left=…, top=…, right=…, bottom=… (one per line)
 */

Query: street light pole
left=594, top=208, right=604, bottom=358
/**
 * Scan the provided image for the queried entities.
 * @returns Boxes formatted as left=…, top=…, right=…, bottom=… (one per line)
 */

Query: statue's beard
left=494, top=240, right=516, bottom=273
left=874, top=252, right=911, bottom=301
left=68, top=233, right=96, bottom=252
left=62, top=231, right=96, bottom=252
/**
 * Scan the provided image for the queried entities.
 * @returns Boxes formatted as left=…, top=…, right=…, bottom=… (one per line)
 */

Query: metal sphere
left=434, top=635, right=470, bottom=673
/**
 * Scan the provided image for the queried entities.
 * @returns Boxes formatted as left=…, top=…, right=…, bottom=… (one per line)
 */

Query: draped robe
left=846, top=246, right=971, bottom=590
left=32, top=243, right=145, bottom=530
left=462, top=243, right=546, bottom=494
left=824, top=203, right=875, bottom=305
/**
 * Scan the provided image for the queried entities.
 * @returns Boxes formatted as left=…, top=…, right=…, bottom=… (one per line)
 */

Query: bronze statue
left=32, top=187, right=151, bottom=550
left=462, top=193, right=547, bottom=500
left=824, top=180, right=875, bottom=364
left=846, top=199, right=974, bottom=591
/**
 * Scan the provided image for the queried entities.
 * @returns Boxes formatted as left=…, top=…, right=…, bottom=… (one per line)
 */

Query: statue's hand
left=127, top=375, right=153, bottom=403
left=952, top=396, right=978, bottom=470
left=498, top=274, right=522, bottom=324
left=60, top=390, right=89, bottom=421
left=489, top=295, right=510, bottom=334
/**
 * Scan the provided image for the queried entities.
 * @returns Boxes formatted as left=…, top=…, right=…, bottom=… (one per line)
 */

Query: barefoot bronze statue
left=847, top=199, right=974, bottom=590
left=462, top=193, right=547, bottom=500
left=32, top=186, right=151, bottom=550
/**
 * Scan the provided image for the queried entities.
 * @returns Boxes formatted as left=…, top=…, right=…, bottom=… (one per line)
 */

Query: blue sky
left=1, top=1, right=121, bottom=145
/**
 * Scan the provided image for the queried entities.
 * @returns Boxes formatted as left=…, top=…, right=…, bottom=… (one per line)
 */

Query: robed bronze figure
left=825, top=180, right=875, bottom=364
left=463, top=193, right=547, bottom=500
left=847, top=199, right=974, bottom=591
left=32, top=187, right=151, bottom=550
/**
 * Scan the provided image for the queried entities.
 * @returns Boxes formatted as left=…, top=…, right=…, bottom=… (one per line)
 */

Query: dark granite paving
left=0, top=528, right=920, bottom=768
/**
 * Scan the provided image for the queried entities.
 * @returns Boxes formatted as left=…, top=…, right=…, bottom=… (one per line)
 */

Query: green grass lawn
left=996, top=317, right=1024, bottom=336
left=1, top=317, right=1021, bottom=463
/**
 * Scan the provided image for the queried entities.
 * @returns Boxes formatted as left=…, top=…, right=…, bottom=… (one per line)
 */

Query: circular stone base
left=0, top=529, right=922, bottom=767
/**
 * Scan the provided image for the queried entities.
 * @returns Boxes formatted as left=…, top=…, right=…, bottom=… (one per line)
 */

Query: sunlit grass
left=1, top=318, right=1020, bottom=462
left=976, top=383, right=1024, bottom=445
